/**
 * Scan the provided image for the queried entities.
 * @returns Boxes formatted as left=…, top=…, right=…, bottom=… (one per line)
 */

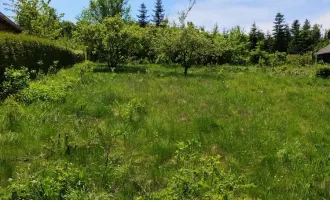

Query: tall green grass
left=0, top=62, right=330, bottom=199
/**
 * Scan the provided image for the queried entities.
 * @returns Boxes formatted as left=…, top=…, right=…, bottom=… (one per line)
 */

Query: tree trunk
left=184, top=67, right=188, bottom=76
left=107, top=58, right=111, bottom=69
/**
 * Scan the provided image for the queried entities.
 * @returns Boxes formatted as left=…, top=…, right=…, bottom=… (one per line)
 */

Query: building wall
left=318, top=54, right=330, bottom=63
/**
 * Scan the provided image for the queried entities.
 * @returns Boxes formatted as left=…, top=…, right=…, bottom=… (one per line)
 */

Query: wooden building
left=315, top=44, right=330, bottom=63
left=0, top=12, right=22, bottom=33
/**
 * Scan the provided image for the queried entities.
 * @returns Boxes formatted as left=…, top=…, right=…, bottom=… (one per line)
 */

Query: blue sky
left=1, top=0, right=330, bottom=32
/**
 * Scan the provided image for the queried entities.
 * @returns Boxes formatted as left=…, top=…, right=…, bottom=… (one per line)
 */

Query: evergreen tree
left=301, top=19, right=312, bottom=52
left=311, top=24, right=321, bottom=47
left=152, top=0, right=165, bottom=27
left=212, top=23, right=219, bottom=36
left=273, top=13, right=288, bottom=52
left=249, top=22, right=258, bottom=50
left=284, top=24, right=291, bottom=47
left=249, top=22, right=265, bottom=50
left=137, top=3, right=149, bottom=27
left=288, top=20, right=301, bottom=54
left=264, top=32, right=274, bottom=53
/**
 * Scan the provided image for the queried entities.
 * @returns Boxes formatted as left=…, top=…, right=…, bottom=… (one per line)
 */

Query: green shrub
left=287, top=52, right=314, bottom=66
left=150, top=140, right=254, bottom=199
left=0, top=32, right=84, bottom=80
left=270, top=51, right=287, bottom=67
left=316, top=67, right=330, bottom=78
left=0, top=67, right=30, bottom=99
left=4, top=162, right=87, bottom=200
left=249, top=49, right=269, bottom=66
left=0, top=97, right=24, bottom=132
left=16, top=73, right=78, bottom=104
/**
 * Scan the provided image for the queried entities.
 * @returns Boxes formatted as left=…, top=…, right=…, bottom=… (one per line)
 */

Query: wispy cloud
left=169, top=0, right=330, bottom=32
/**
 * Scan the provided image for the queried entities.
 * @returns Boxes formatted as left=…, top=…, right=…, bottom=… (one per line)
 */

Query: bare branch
left=178, top=0, right=196, bottom=27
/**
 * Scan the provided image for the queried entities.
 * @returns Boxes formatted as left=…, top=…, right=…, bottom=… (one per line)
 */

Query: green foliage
left=152, top=0, right=165, bottom=27
left=249, top=22, right=264, bottom=50
left=75, top=16, right=144, bottom=68
left=4, top=162, right=87, bottom=200
left=79, top=0, right=131, bottom=23
left=0, top=32, right=84, bottom=79
left=1, top=63, right=330, bottom=199
left=7, top=0, right=63, bottom=39
left=273, top=13, right=290, bottom=52
left=74, top=12, right=328, bottom=71
left=0, top=67, right=30, bottom=99
left=287, top=52, right=314, bottom=66
left=152, top=155, right=253, bottom=199
left=60, top=21, right=77, bottom=39
left=250, top=41, right=269, bottom=65
left=316, top=67, right=330, bottom=78
left=301, top=19, right=313, bottom=52
left=269, top=51, right=288, bottom=67
left=159, top=22, right=209, bottom=74
left=102, top=16, right=132, bottom=68
left=113, top=98, right=145, bottom=123
left=0, top=97, right=24, bottom=132
left=288, top=20, right=302, bottom=54
left=16, top=62, right=90, bottom=104
left=137, top=3, right=149, bottom=28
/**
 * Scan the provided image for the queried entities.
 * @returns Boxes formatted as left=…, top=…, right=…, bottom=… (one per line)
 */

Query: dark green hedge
left=0, top=32, right=84, bottom=79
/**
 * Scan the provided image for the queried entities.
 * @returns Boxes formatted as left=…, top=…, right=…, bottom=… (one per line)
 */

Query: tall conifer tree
left=273, top=13, right=288, bottom=52
left=137, top=3, right=149, bottom=27
left=301, top=19, right=312, bottom=52
left=249, top=22, right=265, bottom=50
left=288, top=20, right=301, bottom=54
left=152, top=0, right=165, bottom=27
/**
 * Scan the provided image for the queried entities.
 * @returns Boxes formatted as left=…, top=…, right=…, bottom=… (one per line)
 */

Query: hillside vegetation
left=0, top=62, right=330, bottom=199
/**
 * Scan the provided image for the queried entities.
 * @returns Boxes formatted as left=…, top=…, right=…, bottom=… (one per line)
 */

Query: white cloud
left=313, top=12, right=330, bottom=30
left=169, top=0, right=330, bottom=33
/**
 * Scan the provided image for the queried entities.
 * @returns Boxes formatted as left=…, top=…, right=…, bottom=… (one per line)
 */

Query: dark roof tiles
left=0, top=12, right=22, bottom=33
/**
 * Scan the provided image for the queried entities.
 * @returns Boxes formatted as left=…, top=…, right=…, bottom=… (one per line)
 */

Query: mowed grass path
left=1, top=63, right=330, bottom=199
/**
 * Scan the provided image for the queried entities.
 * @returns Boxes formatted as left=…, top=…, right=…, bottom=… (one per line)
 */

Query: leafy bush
left=287, top=52, right=314, bottom=66
left=0, top=32, right=84, bottom=80
left=0, top=97, right=25, bottom=132
left=16, top=73, right=78, bottom=104
left=316, top=67, right=330, bottom=78
left=4, top=162, right=87, bottom=200
left=0, top=67, right=30, bottom=99
left=269, top=51, right=287, bottom=67
left=249, top=49, right=269, bottom=66
left=151, top=140, right=254, bottom=199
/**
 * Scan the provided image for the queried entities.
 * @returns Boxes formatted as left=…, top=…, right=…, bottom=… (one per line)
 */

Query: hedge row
left=0, top=32, right=84, bottom=79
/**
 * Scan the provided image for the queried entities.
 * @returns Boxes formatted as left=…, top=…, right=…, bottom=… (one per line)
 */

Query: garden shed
left=315, top=44, right=330, bottom=63
left=0, top=12, right=22, bottom=33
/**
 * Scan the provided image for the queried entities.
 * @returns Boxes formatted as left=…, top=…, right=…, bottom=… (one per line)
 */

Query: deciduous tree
left=80, top=0, right=131, bottom=23
left=6, top=0, right=63, bottom=39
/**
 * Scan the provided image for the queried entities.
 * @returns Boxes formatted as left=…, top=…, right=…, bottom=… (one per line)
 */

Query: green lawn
left=1, top=62, right=330, bottom=199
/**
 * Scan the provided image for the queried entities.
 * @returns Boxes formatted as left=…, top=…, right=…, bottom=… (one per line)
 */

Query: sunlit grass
left=1, top=62, right=330, bottom=199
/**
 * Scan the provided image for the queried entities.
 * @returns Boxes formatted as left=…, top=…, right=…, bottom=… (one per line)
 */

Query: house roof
left=0, top=12, right=22, bottom=33
left=315, top=44, right=330, bottom=55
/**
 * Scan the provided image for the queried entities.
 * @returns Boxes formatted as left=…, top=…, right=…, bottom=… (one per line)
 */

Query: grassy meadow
left=0, top=62, right=330, bottom=199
